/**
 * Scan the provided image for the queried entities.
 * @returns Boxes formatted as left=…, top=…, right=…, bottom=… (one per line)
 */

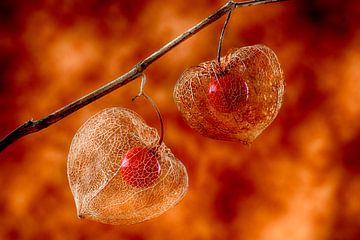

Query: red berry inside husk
left=120, top=146, right=161, bottom=188
left=207, top=73, right=249, bottom=113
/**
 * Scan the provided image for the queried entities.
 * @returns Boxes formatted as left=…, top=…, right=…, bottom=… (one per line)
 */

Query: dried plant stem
left=132, top=74, right=164, bottom=145
left=0, top=0, right=287, bottom=152
left=217, top=10, right=232, bottom=65
left=142, top=93, right=164, bottom=146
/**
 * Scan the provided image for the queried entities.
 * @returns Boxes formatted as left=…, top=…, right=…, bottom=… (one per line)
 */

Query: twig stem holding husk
left=132, top=74, right=164, bottom=145
left=217, top=10, right=232, bottom=65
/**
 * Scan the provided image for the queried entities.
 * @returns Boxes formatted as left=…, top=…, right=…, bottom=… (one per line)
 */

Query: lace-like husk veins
left=173, top=44, right=284, bottom=143
left=67, top=107, right=188, bottom=225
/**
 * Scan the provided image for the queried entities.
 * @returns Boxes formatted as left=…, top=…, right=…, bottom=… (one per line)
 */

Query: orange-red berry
left=120, top=147, right=161, bottom=188
left=208, top=73, right=248, bottom=113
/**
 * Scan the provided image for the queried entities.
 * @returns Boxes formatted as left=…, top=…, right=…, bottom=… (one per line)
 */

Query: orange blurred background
left=1, top=0, right=360, bottom=239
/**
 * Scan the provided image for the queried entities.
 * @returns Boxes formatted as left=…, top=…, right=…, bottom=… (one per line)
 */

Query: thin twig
left=217, top=10, right=232, bottom=65
left=0, top=0, right=287, bottom=152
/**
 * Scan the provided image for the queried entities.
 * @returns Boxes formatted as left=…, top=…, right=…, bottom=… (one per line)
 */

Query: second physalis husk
left=67, top=108, right=188, bottom=225
left=173, top=44, right=284, bottom=144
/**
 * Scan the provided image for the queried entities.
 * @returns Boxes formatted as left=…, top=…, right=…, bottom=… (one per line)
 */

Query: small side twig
left=0, top=0, right=287, bottom=152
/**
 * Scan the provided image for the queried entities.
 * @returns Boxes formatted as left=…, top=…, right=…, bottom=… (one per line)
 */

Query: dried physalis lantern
left=173, top=44, right=284, bottom=144
left=67, top=107, right=188, bottom=224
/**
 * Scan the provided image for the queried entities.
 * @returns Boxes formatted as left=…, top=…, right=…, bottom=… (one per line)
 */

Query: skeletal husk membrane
left=67, top=108, right=188, bottom=225
left=173, top=44, right=285, bottom=144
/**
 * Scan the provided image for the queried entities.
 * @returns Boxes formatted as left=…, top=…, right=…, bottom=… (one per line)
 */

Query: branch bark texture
left=0, top=0, right=287, bottom=152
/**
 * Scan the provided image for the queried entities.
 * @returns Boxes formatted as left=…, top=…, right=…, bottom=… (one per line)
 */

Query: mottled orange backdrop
left=0, top=0, right=359, bottom=239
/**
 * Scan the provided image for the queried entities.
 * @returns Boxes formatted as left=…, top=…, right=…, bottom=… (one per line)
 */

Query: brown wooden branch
left=0, top=0, right=287, bottom=152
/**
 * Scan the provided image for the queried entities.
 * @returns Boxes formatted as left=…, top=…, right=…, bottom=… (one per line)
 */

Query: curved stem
left=0, top=0, right=287, bottom=153
left=132, top=74, right=164, bottom=145
left=132, top=74, right=147, bottom=101
left=142, top=93, right=164, bottom=146
left=217, top=10, right=232, bottom=65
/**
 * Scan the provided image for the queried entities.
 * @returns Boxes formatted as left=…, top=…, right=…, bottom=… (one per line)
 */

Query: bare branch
left=0, top=0, right=287, bottom=152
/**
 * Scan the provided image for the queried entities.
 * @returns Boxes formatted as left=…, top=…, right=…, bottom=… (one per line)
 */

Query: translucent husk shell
left=173, top=44, right=284, bottom=144
left=67, top=108, right=188, bottom=225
